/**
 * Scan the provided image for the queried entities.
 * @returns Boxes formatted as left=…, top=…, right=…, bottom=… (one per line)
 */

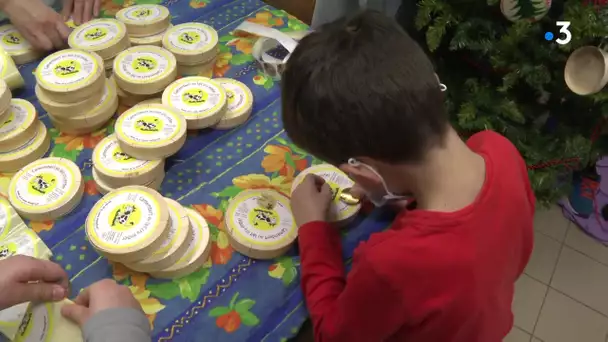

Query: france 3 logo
left=544, top=21, right=572, bottom=45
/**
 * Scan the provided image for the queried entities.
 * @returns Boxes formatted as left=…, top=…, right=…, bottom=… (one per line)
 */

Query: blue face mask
left=348, top=158, right=409, bottom=207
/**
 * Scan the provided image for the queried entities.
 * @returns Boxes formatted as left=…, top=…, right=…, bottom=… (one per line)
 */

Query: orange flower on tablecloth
left=54, top=129, right=105, bottom=151
left=189, top=0, right=208, bottom=8
left=111, top=262, right=149, bottom=285
left=261, top=145, right=307, bottom=179
left=192, top=204, right=234, bottom=265
left=214, top=52, right=232, bottom=77
left=232, top=174, right=292, bottom=196
left=227, top=38, right=254, bottom=54
left=30, top=221, right=54, bottom=233
left=129, top=283, right=165, bottom=329
left=100, top=0, right=123, bottom=16
left=84, top=179, right=99, bottom=196
left=246, top=12, right=284, bottom=27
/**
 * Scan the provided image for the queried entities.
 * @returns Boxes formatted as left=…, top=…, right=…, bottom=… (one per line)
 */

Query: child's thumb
left=61, top=304, right=90, bottom=327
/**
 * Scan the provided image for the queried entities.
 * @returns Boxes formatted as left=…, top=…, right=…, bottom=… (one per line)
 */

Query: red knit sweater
left=298, top=131, right=535, bottom=342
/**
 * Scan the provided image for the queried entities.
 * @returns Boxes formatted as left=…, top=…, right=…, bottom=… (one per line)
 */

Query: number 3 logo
left=556, top=21, right=572, bottom=45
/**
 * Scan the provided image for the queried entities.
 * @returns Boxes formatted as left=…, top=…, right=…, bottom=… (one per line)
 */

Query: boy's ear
left=339, top=162, right=382, bottom=190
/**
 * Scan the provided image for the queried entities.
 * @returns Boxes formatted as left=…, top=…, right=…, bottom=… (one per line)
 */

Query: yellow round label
left=14, top=303, right=54, bottom=342
left=0, top=25, right=31, bottom=54
left=0, top=230, right=39, bottom=260
left=0, top=99, right=35, bottom=142
left=114, top=46, right=175, bottom=83
left=117, top=5, right=168, bottom=23
left=87, top=189, right=161, bottom=249
left=162, top=77, right=226, bottom=118
left=163, top=23, right=218, bottom=54
left=227, top=191, right=296, bottom=246
left=93, top=135, right=160, bottom=177
left=116, top=105, right=182, bottom=147
left=9, top=159, right=77, bottom=210
left=292, top=164, right=361, bottom=222
left=216, top=78, right=253, bottom=117
left=36, top=50, right=98, bottom=90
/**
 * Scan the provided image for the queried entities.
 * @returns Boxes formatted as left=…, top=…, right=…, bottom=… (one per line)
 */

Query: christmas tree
left=407, top=0, right=608, bottom=206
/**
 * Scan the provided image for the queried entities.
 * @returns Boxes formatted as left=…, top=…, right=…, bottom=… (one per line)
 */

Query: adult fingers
left=61, top=0, right=74, bottom=21
left=72, top=0, right=84, bottom=25
left=61, top=304, right=91, bottom=326
left=55, top=21, right=71, bottom=40
left=47, top=28, right=64, bottom=49
left=10, top=283, right=67, bottom=307
left=31, top=30, right=53, bottom=51
left=83, top=0, right=92, bottom=23
left=93, top=0, right=100, bottom=17
left=12, top=256, right=68, bottom=287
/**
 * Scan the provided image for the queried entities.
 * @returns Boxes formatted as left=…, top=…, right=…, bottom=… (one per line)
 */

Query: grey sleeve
left=82, top=308, right=151, bottom=342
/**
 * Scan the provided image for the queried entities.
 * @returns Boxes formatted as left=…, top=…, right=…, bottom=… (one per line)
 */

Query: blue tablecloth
left=1, top=1, right=394, bottom=340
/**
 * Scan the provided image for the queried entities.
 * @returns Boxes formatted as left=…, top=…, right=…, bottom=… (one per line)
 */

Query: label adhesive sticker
left=37, top=50, right=98, bottom=89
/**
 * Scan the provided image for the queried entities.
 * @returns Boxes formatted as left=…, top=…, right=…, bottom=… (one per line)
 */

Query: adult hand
left=1, top=0, right=70, bottom=51
left=61, top=279, right=142, bottom=327
left=0, top=255, right=69, bottom=311
left=61, top=0, right=100, bottom=26
left=290, top=174, right=333, bottom=227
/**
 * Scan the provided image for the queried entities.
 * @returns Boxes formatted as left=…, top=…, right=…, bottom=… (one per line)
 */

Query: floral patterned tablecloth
left=1, top=1, right=395, bottom=341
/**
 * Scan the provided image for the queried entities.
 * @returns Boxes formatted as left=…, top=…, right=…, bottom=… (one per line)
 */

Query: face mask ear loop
left=348, top=158, right=397, bottom=198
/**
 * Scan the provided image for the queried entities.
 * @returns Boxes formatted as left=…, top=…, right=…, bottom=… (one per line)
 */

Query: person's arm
left=82, top=308, right=150, bottom=342
left=298, top=221, right=405, bottom=341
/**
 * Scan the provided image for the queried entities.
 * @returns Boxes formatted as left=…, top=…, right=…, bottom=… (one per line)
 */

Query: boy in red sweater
left=282, top=10, right=535, bottom=342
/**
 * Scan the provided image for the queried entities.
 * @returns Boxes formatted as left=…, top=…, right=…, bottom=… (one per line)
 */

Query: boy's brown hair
left=281, top=10, right=448, bottom=165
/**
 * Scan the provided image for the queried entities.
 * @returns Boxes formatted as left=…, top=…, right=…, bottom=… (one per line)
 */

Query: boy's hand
left=351, top=184, right=411, bottom=211
left=291, top=174, right=332, bottom=227
left=61, top=279, right=143, bottom=327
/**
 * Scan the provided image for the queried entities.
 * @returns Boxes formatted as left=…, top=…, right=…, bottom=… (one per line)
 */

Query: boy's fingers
left=73, top=287, right=91, bottom=306
left=61, top=304, right=90, bottom=326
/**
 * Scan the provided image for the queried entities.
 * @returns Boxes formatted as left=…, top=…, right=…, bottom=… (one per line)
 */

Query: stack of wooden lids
left=8, top=157, right=84, bottom=221
left=86, top=186, right=211, bottom=278
left=161, top=76, right=227, bottom=129
left=0, top=45, right=24, bottom=89
left=116, top=5, right=171, bottom=47
left=112, top=45, right=177, bottom=106
left=0, top=81, right=49, bottom=172
left=0, top=24, right=43, bottom=65
left=113, top=103, right=187, bottom=160
left=92, top=134, right=165, bottom=194
left=34, top=49, right=114, bottom=135
left=68, top=19, right=131, bottom=77
left=162, top=22, right=218, bottom=76
left=224, top=189, right=298, bottom=259
left=39, top=77, right=118, bottom=135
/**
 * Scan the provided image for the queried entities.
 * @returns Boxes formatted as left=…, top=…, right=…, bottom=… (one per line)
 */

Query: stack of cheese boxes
left=162, top=22, right=219, bottom=76
left=35, top=49, right=118, bottom=135
left=85, top=185, right=211, bottom=279
left=67, top=18, right=131, bottom=77
left=0, top=80, right=49, bottom=173
left=109, top=5, right=174, bottom=106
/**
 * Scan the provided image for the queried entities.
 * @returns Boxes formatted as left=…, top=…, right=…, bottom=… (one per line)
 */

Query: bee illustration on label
left=253, top=209, right=277, bottom=228
left=3, top=33, right=20, bottom=45
left=133, top=9, right=151, bottom=18
left=54, top=60, right=78, bottom=76
left=30, top=175, right=56, bottom=195
left=136, top=118, right=159, bottom=132
left=85, top=28, right=106, bottom=40
left=178, top=32, right=199, bottom=45
left=183, top=89, right=205, bottom=104
left=134, top=57, right=156, bottom=72
left=113, top=151, right=134, bottom=162
left=111, top=204, right=137, bottom=227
